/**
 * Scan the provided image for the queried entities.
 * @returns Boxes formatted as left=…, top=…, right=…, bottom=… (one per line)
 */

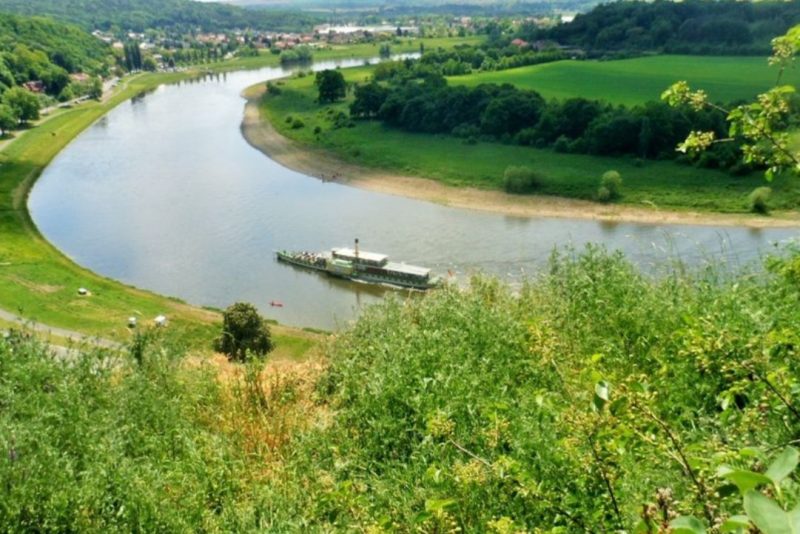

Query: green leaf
left=425, top=498, right=456, bottom=513
left=765, top=447, right=799, bottom=485
left=593, top=380, right=610, bottom=411
left=717, top=467, right=772, bottom=493
left=744, top=491, right=795, bottom=534
left=670, top=515, right=706, bottom=534
left=721, top=515, right=750, bottom=533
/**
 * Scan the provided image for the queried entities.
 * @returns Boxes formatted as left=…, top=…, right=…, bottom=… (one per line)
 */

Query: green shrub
left=553, top=135, right=570, bottom=153
left=291, top=118, right=305, bottom=130
left=266, top=81, right=282, bottom=95
left=598, top=170, right=622, bottom=202
left=748, top=186, right=771, bottom=214
left=503, top=165, right=542, bottom=194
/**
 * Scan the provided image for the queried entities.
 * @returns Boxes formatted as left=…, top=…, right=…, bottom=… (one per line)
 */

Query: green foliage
left=3, top=86, right=39, bottom=123
left=522, top=0, right=800, bottom=56
left=748, top=186, right=772, bottom=214
left=214, top=302, right=273, bottom=362
left=502, top=165, right=541, bottom=193
left=0, top=0, right=324, bottom=33
left=291, top=246, right=800, bottom=529
left=291, top=117, right=305, bottom=130
left=0, top=334, right=232, bottom=530
left=598, top=169, right=622, bottom=202
left=672, top=446, right=800, bottom=534
left=262, top=65, right=800, bottom=213
left=279, top=46, right=313, bottom=66
left=0, top=102, right=16, bottom=134
left=315, top=69, right=346, bottom=104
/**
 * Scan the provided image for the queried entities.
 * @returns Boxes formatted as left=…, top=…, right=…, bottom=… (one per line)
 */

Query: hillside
left=0, top=13, right=109, bottom=74
left=524, top=0, right=800, bottom=55
left=0, top=0, right=323, bottom=32
left=450, top=55, right=799, bottom=106
left=3, top=247, right=800, bottom=529
left=0, top=13, right=110, bottom=99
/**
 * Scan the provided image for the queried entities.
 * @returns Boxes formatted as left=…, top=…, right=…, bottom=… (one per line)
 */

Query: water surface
left=29, top=59, right=798, bottom=329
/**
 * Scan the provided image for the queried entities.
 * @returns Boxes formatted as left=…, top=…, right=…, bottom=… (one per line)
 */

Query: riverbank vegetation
left=4, top=245, right=800, bottom=530
left=258, top=57, right=800, bottom=214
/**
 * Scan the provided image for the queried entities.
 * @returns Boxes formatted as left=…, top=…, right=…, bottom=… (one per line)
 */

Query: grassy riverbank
left=253, top=61, right=800, bottom=220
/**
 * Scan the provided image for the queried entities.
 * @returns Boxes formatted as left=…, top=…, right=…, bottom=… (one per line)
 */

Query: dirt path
left=241, top=88, right=800, bottom=229
left=0, top=307, right=122, bottom=350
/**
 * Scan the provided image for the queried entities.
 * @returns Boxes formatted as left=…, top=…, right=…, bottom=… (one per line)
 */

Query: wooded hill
left=0, top=0, right=323, bottom=33
left=0, top=13, right=110, bottom=97
left=523, top=0, right=800, bottom=56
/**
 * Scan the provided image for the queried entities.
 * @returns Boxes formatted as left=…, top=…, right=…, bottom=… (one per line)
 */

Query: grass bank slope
left=450, top=55, right=800, bottom=106
left=5, top=246, right=800, bottom=529
left=254, top=65, right=800, bottom=219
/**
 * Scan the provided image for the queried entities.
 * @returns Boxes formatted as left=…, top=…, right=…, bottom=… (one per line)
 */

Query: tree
left=88, top=77, right=103, bottom=100
left=0, top=103, right=17, bottom=136
left=3, top=87, right=39, bottom=124
left=662, top=24, right=800, bottom=181
left=315, top=69, right=346, bottom=104
left=142, top=56, right=157, bottom=72
left=350, top=81, right=389, bottom=118
left=214, top=302, right=274, bottom=362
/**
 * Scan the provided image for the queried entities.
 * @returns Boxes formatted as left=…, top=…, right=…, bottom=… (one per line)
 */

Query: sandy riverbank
left=241, top=86, right=800, bottom=228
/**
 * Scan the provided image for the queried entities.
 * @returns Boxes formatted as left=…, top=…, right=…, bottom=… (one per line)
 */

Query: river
left=28, top=57, right=798, bottom=330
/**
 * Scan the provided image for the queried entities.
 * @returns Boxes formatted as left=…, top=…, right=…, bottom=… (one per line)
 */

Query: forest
left=0, top=0, right=324, bottom=33
left=523, top=0, right=800, bottom=56
left=0, top=12, right=108, bottom=119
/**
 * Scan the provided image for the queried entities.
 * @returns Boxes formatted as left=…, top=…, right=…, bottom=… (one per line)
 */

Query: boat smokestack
left=354, top=238, right=359, bottom=259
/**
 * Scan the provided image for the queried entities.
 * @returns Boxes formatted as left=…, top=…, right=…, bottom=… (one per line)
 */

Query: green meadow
left=449, top=55, right=799, bottom=106
left=260, top=64, right=800, bottom=214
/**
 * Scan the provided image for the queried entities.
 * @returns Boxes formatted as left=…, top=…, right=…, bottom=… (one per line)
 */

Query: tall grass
left=3, top=246, right=800, bottom=530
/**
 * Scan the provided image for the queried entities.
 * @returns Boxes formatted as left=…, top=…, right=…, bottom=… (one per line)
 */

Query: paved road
left=0, top=307, right=122, bottom=350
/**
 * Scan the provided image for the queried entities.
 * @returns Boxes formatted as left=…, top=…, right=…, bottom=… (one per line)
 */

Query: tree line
left=522, top=0, right=800, bottom=57
left=349, top=72, right=750, bottom=173
left=0, top=0, right=325, bottom=34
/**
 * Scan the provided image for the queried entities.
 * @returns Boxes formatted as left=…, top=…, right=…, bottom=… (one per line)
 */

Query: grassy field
left=260, top=65, right=800, bottom=214
left=450, top=55, right=800, bottom=105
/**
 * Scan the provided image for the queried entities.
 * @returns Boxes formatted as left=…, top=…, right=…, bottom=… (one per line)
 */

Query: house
left=22, top=81, right=44, bottom=93
left=70, top=73, right=91, bottom=83
left=511, top=38, right=529, bottom=48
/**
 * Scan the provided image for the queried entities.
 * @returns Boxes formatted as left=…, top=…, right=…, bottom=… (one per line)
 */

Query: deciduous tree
left=215, top=302, right=273, bottom=362
left=315, top=69, right=346, bottom=104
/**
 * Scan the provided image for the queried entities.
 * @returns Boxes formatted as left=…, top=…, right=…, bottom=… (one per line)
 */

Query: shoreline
left=242, top=85, right=800, bottom=229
